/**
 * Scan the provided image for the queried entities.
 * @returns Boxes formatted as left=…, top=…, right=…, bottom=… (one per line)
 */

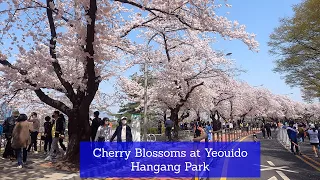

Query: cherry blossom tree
left=0, top=0, right=259, bottom=163
left=118, top=27, right=256, bottom=137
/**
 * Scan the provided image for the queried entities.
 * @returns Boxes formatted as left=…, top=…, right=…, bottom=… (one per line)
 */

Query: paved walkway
left=4, top=130, right=317, bottom=180
left=208, top=130, right=320, bottom=180
left=0, top=153, right=78, bottom=180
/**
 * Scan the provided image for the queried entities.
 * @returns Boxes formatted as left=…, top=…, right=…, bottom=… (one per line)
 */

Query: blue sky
left=103, top=0, right=304, bottom=113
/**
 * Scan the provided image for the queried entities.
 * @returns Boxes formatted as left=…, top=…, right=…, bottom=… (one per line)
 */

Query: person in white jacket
left=95, top=118, right=111, bottom=142
left=307, top=124, right=319, bottom=157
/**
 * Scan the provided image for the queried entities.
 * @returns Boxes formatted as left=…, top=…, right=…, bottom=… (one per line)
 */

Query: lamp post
left=143, top=60, right=148, bottom=141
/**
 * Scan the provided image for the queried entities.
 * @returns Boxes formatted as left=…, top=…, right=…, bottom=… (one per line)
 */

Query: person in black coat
left=110, top=117, right=132, bottom=142
left=91, top=111, right=102, bottom=141
left=110, top=117, right=132, bottom=168
left=43, top=116, right=53, bottom=153
left=2, top=110, right=20, bottom=159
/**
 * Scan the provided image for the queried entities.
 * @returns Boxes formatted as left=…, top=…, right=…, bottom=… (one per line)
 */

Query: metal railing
left=212, top=127, right=259, bottom=142
left=277, top=126, right=291, bottom=149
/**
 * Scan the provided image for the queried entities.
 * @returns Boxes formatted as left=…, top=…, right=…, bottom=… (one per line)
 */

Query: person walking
left=158, top=120, right=162, bottom=134
left=307, top=124, right=319, bottom=157
left=193, top=125, right=208, bottom=142
left=298, top=125, right=305, bottom=142
left=91, top=111, right=102, bottom=141
left=164, top=118, right=174, bottom=141
left=45, top=111, right=64, bottom=161
left=27, top=112, right=40, bottom=153
left=265, top=122, right=272, bottom=139
left=58, top=114, right=67, bottom=153
left=110, top=117, right=132, bottom=142
left=95, top=118, right=111, bottom=142
left=11, top=114, right=32, bottom=168
left=261, top=123, right=266, bottom=139
left=43, top=116, right=53, bottom=154
left=205, top=121, right=213, bottom=142
left=2, top=110, right=20, bottom=159
left=287, top=121, right=300, bottom=155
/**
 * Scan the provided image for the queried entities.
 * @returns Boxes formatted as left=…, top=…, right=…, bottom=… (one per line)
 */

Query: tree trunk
left=64, top=106, right=91, bottom=164
left=170, top=108, right=179, bottom=139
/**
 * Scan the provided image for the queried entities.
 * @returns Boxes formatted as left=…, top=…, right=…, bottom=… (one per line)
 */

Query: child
left=253, top=132, right=258, bottom=142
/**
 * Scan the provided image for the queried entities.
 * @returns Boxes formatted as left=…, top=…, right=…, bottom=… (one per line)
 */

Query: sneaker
left=34, top=151, right=38, bottom=154
left=315, top=154, right=318, bottom=158
left=17, top=165, right=22, bottom=169
left=45, top=156, right=52, bottom=161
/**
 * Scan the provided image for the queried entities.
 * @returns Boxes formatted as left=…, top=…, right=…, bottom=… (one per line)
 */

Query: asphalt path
left=209, top=130, right=320, bottom=180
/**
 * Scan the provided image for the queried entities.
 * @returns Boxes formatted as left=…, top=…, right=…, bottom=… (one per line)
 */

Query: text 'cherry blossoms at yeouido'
left=80, top=142, right=260, bottom=178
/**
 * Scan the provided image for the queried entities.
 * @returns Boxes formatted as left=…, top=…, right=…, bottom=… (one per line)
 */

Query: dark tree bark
left=170, top=107, right=179, bottom=139
left=64, top=105, right=91, bottom=164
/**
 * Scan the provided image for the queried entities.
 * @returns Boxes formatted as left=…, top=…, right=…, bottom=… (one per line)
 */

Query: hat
left=310, top=124, right=315, bottom=128
left=18, top=114, right=28, bottom=122
left=12, top=110, right=20, bottom=117
left=121, top=116, right=127, bottom=120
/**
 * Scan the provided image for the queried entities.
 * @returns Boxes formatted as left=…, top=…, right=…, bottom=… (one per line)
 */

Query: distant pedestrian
left=158, top=120, right=162, bottom=134
left=205, top=121, right=213, bottom=142
left=261, top=123, right=266, bottom=139
left=193, top=125, right=207, bottom=142
left=298, top=125, right=305, bottom=142
left=27, top=112, right=40, bottom=153
left=91, top=111, right=102, bottom=141
left=164, top=118, right=173, bottom=141
left=287, top=121, right=300, bottom=155
left=95, top=118, right=111, bottom=142
left=43, top=116, right=53, bottom=153
left=45, top=111, right=65, bottom=161
left=110, top=117, right=132, bottom=142
left=58, top=114, right=67, bottom=153
left=265, top=122, right=272, bottom=139
left=2, top=110, right=20, bottom=159
left=11, top=114, right=32, bottom=168
left=307, top=124, right=319, bottom=157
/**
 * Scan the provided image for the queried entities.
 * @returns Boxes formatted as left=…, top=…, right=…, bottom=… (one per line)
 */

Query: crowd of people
left=1, top=109, right=319, bottom=168
left=163, top=118, right=260, bottom=142
left=1, top=110, right=67, bottom=167
left=284, top=121, right=320, bottom=157
left=0, top=110, right=133, bottom=168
